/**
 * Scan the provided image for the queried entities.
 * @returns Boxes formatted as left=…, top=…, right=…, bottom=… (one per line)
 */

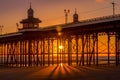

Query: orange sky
left=0, top=0, right=120, bottom=33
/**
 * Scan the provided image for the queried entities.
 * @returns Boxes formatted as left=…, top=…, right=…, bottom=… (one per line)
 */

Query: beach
left=0, top=65, right=120, bottom=80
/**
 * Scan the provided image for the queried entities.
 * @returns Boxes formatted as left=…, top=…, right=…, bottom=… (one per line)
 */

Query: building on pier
left=73, top=8, right=79, bottom=23
left=19, top=3, right=41, bottom=30
left=0, top=4, right=120, bottom=67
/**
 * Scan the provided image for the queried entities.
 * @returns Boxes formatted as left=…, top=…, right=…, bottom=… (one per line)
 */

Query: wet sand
left=0, top=65, right=120, bottom=80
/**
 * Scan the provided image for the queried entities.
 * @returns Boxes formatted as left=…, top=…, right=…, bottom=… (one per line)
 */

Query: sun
left=59, top=45, right=63, bottom=49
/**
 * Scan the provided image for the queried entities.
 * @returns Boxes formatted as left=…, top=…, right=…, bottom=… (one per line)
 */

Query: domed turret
left=73, top=8, right=79, bottom=23
left=27, top=2, right=34, bottom=18
left=20, top=2, right=42, bottom=30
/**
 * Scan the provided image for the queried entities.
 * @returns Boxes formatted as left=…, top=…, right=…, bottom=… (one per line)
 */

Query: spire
left=75, top=8, right=77, bottom=14
left=73, top=8, right=79, bottom=23
left=30, top=1, right=32, bottom=8
left=28, top=1, right=34, bottom=18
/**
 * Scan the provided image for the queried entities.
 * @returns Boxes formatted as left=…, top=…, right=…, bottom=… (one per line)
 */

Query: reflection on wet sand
left=0, top=64, right=120, bottom=80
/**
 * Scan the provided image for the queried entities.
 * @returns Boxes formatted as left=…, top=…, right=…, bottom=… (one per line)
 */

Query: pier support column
left=108, top=32, right=110, bottom=65
left=76, top=35, right=78, bottom=65
left=96, top=33, right=98, bottom=65
left=116, top=32, right=120, bottom=65
left=80, top=34, right=85, bottom=66
left=36, top=40, right=39, bottom=66
left=28, top=40, right=32, bottom=67
left=48, top=38, right=50, bottom=66
left=57, top=38, right=59, bottom=65
left=68, top=36, right=72, bottom=65
left=43, top=39, right=45, bottom=66
left=52, top=39, right=54, bottom=65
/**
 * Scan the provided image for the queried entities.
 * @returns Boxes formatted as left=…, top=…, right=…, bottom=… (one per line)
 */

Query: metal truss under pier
left=1, top=14, right=120, bottom=67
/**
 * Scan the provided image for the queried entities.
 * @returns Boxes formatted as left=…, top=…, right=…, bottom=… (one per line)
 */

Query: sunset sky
left=0, top=0, right=120, bottom=33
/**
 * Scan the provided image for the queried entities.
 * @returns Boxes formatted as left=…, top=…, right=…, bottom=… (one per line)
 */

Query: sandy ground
left=0, top=65, right=120, bottom=80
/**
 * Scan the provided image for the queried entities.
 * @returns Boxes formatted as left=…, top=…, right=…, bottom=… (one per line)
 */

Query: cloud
left=96, top=0, right=105, bottom=3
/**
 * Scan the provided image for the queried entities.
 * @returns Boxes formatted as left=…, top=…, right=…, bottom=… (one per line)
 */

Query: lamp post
left=111, top=1, right=116, bottom=16
left=104, top=0, right=116, bottom=16
left=64, top=9, right=70, bottom=24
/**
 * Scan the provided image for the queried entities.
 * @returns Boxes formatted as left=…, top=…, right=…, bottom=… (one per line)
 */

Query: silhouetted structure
left=20, top=3, right=41, bottom=30
left=64, top=9, right=70, bottom=24
left=0, top=4, right=120, bottom=67
left=73, top=8, right=79, bottom=23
